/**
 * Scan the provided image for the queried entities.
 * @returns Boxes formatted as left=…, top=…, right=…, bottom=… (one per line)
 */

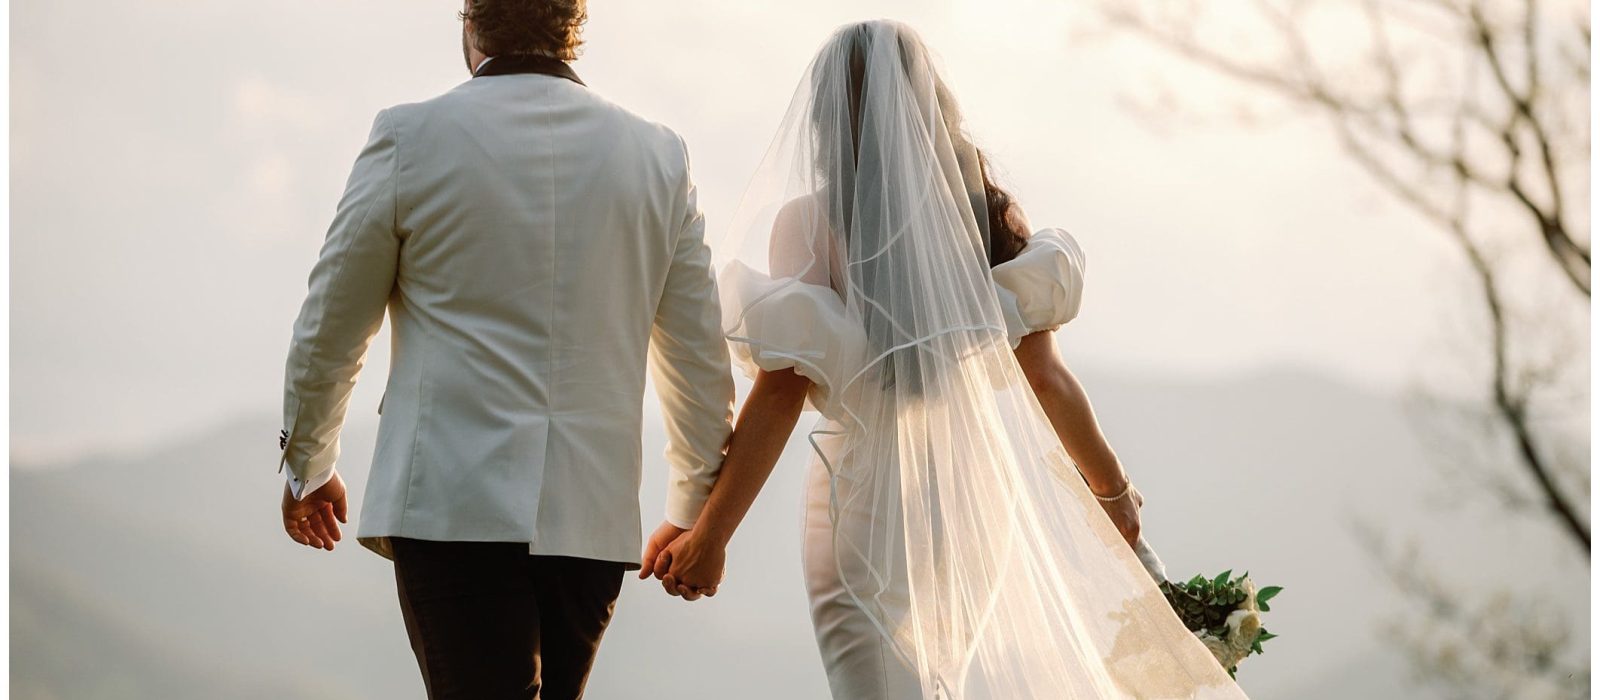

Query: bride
left=651, top=20, right=1248, bottom=699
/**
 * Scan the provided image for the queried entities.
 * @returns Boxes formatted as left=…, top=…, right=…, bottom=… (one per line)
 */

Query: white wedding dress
left=718, top=21, right=1248, bottom=700
left=728, top=227, right=1093, bottom=697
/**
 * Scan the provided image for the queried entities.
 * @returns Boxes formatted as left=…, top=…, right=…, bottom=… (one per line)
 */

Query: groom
left=275, top=1, right=735, bottom=697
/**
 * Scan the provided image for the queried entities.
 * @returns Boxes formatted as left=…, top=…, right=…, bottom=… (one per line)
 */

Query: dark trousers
left=391, top=537, right=626, bottom=700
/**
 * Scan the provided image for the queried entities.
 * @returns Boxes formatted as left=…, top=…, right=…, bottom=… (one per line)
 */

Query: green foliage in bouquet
left=1159, top=570, right=1282, bottom=677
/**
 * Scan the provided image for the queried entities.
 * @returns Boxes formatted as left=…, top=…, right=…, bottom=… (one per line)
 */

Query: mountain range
left=11, top=367, right=1588, bottom=699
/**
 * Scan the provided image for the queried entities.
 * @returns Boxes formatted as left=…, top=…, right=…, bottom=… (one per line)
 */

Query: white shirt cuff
left=287, top=467, right=336, bottom=501
left=665, top=512, right=699, bottom=530
left=664, top=491, right=710, bottom=531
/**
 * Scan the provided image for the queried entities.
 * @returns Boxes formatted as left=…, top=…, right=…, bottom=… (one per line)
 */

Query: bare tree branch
left=1466, top=0, right=1590, bottom=293
left=1100, top=0, right=1590, bottom=555
left=1101, top=1, right=1591, bottom=692
left=1355, top=524, right=1591, bottom=698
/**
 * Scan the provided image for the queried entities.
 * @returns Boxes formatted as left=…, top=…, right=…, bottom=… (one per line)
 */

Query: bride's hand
left=659, top=531, right=726, bottom=601
left=1096, top=485, right=1143, bottom=548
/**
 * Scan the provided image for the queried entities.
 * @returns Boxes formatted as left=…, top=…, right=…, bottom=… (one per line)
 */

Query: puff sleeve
left=720, top=262, right=868, bottom=417
left=992, top=228, right=1086, bottom=347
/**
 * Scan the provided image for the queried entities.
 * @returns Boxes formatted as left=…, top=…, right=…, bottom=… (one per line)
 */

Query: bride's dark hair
left=975, top=150, right=1028, bottom=268
left=818, top=22, right=1030, bottom=270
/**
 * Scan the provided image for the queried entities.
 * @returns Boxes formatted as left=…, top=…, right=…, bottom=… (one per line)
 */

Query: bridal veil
left=717, top=20, right=1248, bottom=699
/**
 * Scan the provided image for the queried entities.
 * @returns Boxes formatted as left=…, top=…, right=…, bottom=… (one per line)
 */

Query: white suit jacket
left=279, top=61, right=734, bottom=563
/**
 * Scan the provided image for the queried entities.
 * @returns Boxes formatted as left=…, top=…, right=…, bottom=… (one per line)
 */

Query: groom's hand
left=281, top=473, right=348, bottom=551
left=640, top=521, right=688, bottom=579
left=636, top=521, right=688, bottom=578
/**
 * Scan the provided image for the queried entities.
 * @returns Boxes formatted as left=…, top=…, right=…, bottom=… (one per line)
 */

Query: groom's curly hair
left=460, top=0, right=588, bottom=61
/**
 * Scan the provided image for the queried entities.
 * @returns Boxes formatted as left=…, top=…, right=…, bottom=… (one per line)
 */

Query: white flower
left=1197, top=607, right=1263, bottom=671
left=1238, top=575, right=1259, bottom=612
left=1225, top=609, right=1261, bottom=640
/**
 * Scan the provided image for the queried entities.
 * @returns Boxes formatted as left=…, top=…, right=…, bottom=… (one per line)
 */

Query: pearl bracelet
left=1094, top=481, right=1134, bottom=503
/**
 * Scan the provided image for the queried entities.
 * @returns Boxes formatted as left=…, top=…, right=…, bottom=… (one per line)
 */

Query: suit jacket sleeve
left=649, top=137, right=736, bottom=528
left=279, top=109, right=402, bottom=499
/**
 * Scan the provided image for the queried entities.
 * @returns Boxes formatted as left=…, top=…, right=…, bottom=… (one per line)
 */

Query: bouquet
left=1134, top=538, right=1282, bottom=677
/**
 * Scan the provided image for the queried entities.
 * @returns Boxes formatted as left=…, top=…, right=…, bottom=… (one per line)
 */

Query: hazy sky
left=9, top=0, right=1562, bottom=460
left=9, top=3, right=1590, bottom=697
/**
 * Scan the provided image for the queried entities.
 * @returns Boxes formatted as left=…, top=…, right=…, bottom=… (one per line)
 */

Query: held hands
left=660, top=530, right=726, bottom=601
left=281, top=472, right=348, bottom=551
left=639, top=521, right=687, bottom=581
left=639, top=520, right=726, bottom=602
